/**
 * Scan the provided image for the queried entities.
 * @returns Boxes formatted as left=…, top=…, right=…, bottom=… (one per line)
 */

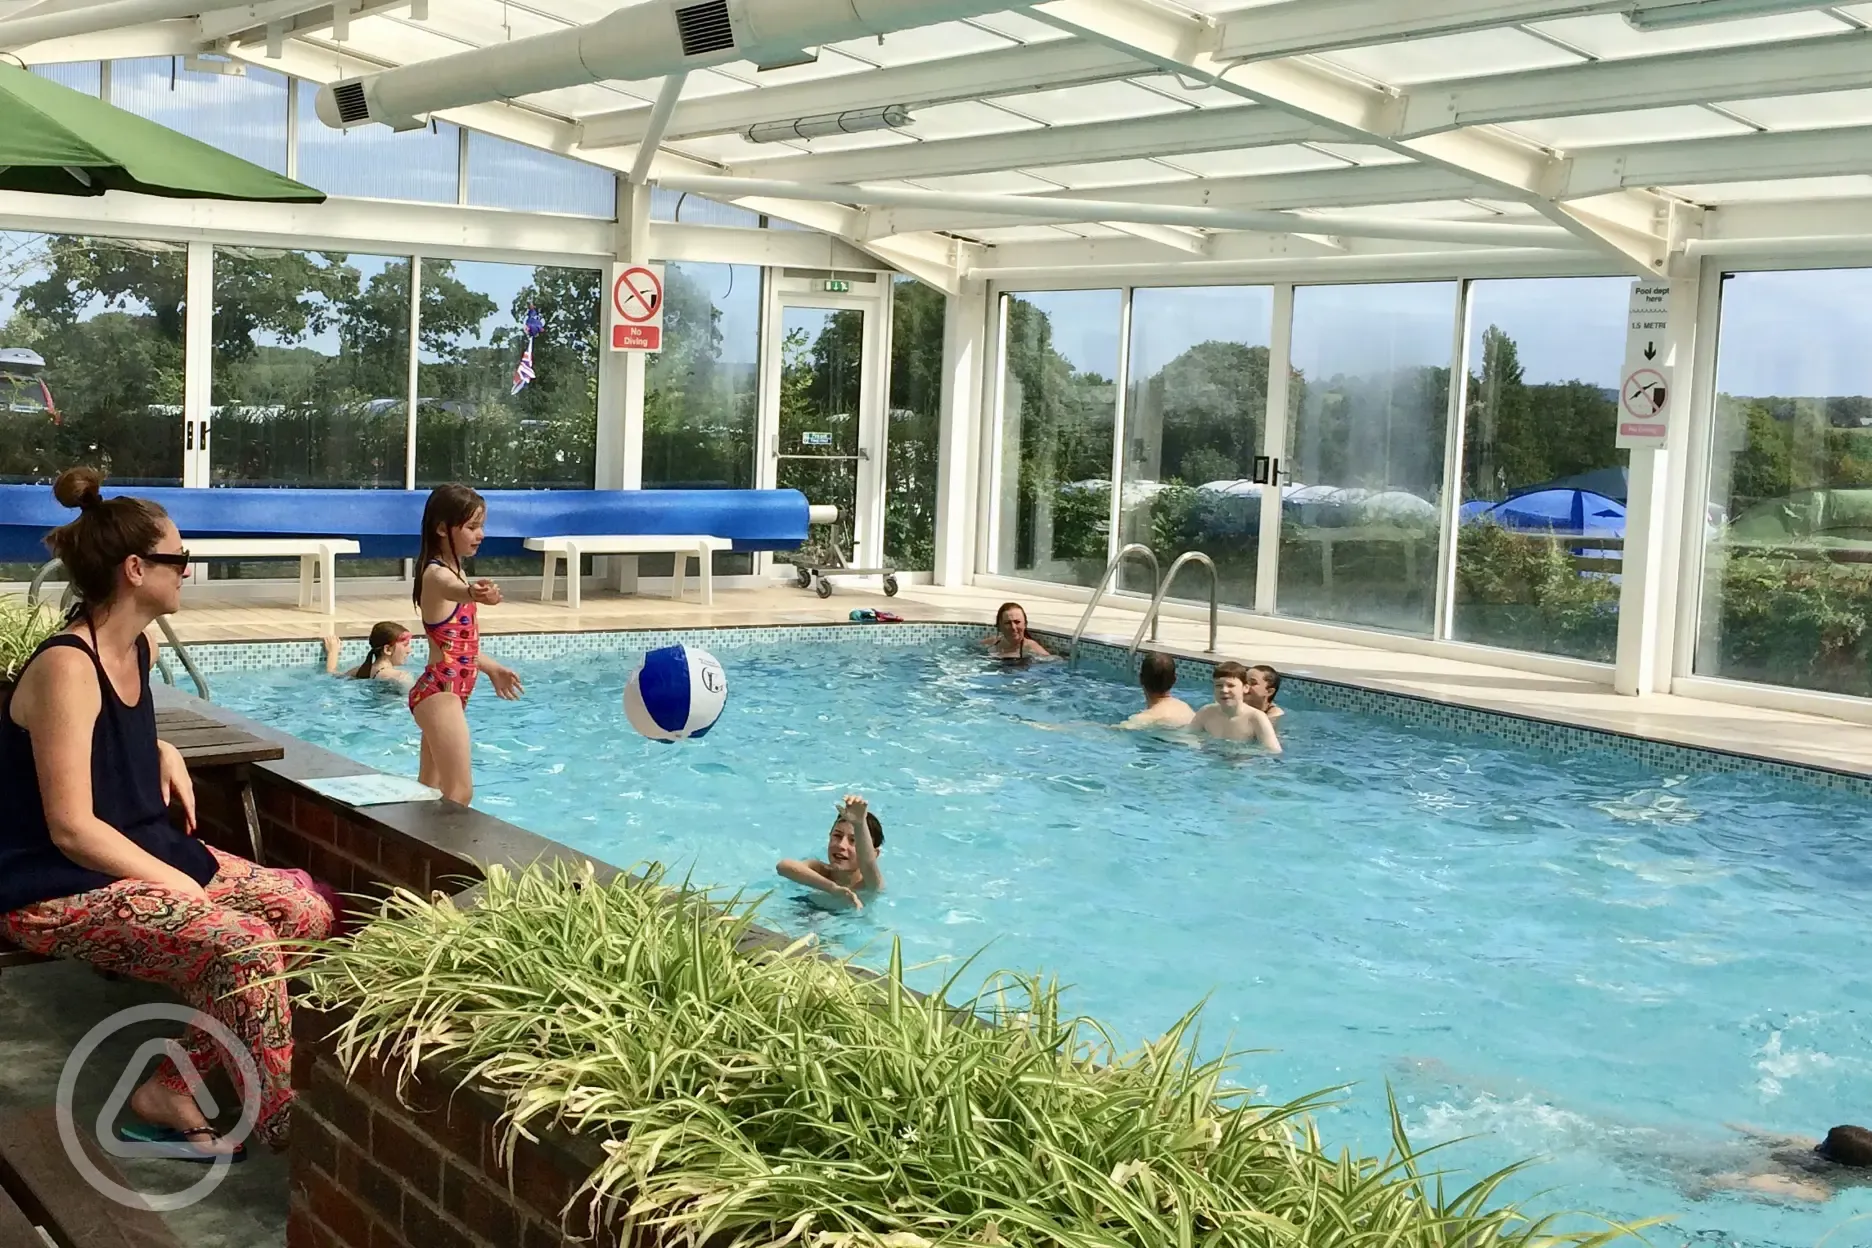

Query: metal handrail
left=1130, top=551, right=1221, bottom=657
left=1067, top=543, right=1159, bottom=667
left=26, top=558, right=212, bottom=701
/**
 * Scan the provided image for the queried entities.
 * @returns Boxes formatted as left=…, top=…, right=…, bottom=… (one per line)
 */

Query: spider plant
left=306, top=862, right=1649, bottom=1248
left=0, top=594, right=60, bottom=687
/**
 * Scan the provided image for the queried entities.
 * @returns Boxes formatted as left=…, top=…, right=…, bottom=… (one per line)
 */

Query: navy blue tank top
left=0, top=631, right=218, bottom=914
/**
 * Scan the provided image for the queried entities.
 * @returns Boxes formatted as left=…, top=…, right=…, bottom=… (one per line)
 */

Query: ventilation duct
left=314, top=0, right=1019, bottom=131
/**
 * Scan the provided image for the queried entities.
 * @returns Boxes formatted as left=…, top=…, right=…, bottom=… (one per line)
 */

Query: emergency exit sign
left=823, top=279, right=851, bottom=293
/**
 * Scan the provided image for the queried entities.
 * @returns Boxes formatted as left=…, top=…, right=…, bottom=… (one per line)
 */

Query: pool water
left=212, top=635, right=1872, bottom=1247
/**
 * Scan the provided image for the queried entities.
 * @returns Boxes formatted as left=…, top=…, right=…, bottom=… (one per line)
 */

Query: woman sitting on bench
left=0, top=468, right=334, bottom=1160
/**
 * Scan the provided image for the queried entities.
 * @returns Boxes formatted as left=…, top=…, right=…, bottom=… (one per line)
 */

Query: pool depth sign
left=609, top=263, right=665, bottom=352
left=1616, top=279, right=1673, bottom=450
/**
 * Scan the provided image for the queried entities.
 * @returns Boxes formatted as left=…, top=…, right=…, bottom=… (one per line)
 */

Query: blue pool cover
left=0, top=485, right=812, bottom=562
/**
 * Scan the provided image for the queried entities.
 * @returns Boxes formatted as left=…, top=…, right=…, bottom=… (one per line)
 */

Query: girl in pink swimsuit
left=409, top=485, right=523, bottom=805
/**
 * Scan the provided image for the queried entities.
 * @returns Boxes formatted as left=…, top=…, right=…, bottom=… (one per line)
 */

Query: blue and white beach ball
left=623, top=645, right=728, bottom=742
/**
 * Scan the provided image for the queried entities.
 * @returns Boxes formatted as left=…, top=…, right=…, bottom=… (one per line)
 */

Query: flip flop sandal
left=114, top=1120, right=247, bottom=1164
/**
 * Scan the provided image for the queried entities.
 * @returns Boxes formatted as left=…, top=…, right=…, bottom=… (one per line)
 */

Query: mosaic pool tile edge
left=185, top=624, right=1872, bottom=799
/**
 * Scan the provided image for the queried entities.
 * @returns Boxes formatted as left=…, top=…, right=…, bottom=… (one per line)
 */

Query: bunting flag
left=510, top=338, right=535, bottom=396
left=510, top=305, right=544, bottom=395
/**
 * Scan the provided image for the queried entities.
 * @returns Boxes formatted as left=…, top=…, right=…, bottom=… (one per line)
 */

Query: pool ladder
left=30, top=558, right=214, bottom=701
left=1067, top=544, right=1220, bottom=667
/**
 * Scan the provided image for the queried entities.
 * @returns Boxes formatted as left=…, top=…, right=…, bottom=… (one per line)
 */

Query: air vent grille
left=674, top=0, right=734, bottom=56
left=332, top=80, right=370, bottom=125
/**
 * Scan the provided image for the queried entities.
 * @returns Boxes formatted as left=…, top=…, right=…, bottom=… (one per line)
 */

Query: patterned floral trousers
left=1, top=847, right=334, bottom=1148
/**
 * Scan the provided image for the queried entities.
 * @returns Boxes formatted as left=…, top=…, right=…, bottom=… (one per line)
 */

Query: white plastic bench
left=182, top=538, right=361, bottom=615
left=525, top=535, right=732, bottom=609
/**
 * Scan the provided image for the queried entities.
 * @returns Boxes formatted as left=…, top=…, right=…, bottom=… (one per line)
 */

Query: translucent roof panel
left=1725, top=89, right=1872, bottom=132
left=1124, top=74, right=1256, bottom=110
left=1504, top=106, right=1755, bottom=150
left=1321, top=29, right=1584, bottom=86
left=893, top=101, right=1044, bottom=142
left=1018, top=159, right=1194, bottom=190
left=960, top=225, right=1087, bottom=243
left=705, top=47, right=877, bottom=90
left=823, top=22, right=1017, bottom=67
left=1161, top=147, right=1351, bottom=178
left=900, top=170, right=1070, bottom=194
left=1523, top=11, right=1853, bottom=58
left=516, top=82, right=652, bottom=119
left=423, top=0, right=572, bottom=47
left=959, top=12, right=1076, bottom=43
left=1305, top=144, right=1417, bottom=167
left=992, top=81, right=1188, bottom=126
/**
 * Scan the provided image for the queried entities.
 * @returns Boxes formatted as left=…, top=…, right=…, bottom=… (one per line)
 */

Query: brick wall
left=288, top=1008, right=605, bottom=1248
left=191, top=769, right=482, bottom=902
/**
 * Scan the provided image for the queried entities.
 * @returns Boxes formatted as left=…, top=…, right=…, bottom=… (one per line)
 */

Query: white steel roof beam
left=863, top=164, right=1487, bottom=235
left=577, top=41, right=1141, bottom=150
left=1213, top=0, right=1622, bottom=61
left=1558, top=126, right=1872, bottom=198
left=734, top=107, right=1333, bottom=183
left=1399, top=30, right=1872, bottom=137
left=1030, top=0, right=1675, bottom=272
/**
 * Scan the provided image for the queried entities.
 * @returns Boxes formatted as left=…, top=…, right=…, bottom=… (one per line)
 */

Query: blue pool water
left=211, top=632, right=1872, bottom=1247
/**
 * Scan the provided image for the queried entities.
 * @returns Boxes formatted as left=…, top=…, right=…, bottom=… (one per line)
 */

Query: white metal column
left=1104, top=287, right=1134, bottom=583
left=979, top=293, right=1011, bottom=579
left=1433, top=280, right=1476, bottom=640
left=1615, top=270, right=1702, bottom=695
left=934, top=277, right=988, bottom=586
left=1255, top=283, right=1295, bottom=615
left=404, top=255, right=421, bottom=491
left=1671, top=261, right=1728, bottom=685
left=182, top=240, right=213, bottom=488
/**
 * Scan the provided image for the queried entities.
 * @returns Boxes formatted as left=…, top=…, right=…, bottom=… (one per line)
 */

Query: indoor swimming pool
left=205, top=626, right=1872, bottom=1247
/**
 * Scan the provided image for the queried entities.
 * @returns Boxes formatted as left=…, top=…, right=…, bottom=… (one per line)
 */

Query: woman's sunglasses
left=140, top=550, right=191, bottom=568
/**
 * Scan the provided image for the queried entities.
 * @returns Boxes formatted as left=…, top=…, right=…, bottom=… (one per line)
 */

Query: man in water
left=1121, top=651, right=1194, bottom=730
left=1700, top=1124, right=1872, bottom=1202
left=776, top=794, right=884, bottom=911
left=1246, top=664, right=1285, bottom=720
left=1191, top=661, right=1282, bottom=752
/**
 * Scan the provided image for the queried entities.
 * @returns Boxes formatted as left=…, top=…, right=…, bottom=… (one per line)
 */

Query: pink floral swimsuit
left=408, top=560, right=479, bottom=711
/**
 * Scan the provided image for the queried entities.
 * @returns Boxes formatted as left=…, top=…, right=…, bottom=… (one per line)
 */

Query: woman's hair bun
left=52, top=466, right=105, bottom=511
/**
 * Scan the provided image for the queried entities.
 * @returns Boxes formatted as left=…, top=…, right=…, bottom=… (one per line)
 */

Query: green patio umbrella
left=0, top=60, right=324, bottom=202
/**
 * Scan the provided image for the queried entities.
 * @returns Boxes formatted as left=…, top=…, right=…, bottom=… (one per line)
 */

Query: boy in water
left=1246, top=663, right=1285, bottom=720
left=777, top=794, right=884, bottom=911
left=1701, top=1124, right=1872, bottom=1202
left=1121, top=651, right=1194, bottom=730
left=1191, top=661, right=1283, bottom=752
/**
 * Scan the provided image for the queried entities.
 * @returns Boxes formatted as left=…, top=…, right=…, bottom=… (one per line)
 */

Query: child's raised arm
left=845, top=794, right=885, bottom=892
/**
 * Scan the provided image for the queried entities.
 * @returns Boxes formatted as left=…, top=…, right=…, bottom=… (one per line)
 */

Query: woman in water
left=408, top=484, right=523, bottom=805
left=0, top=467, right=333, bottom=1158
left=322, top=621, right=414, bottom=687
left=983, top=602, right=1050, bottom=659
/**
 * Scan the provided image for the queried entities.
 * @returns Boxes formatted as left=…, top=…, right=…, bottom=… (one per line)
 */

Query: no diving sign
left=609, top=262, right=664, bottom=352
left=1616, top=279, right=1673, bottom=450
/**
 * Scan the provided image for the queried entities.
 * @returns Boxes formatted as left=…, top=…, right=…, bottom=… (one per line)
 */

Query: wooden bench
left=525, top=535, right=731, bottom=609
left=182, top=538, right=362, bottom=615
left=0, top=1106, right=184, bottom=1247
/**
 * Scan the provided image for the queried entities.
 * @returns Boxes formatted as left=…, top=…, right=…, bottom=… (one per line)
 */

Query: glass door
left=762, top=291, right=888, bottom=577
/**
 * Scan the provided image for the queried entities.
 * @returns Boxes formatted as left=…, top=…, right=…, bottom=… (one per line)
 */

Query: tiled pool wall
left=185, top=622, right=1872, bottom=800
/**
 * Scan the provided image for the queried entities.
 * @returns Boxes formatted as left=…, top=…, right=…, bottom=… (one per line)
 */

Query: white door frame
left=757, top=271, right=893, bottom=579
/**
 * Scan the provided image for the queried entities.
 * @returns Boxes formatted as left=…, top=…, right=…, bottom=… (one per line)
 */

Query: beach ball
left=624, top=644, right=728, bottom=741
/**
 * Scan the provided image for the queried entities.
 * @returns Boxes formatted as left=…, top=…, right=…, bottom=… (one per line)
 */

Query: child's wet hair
left=1818, top=1126, right=1872, bottom=1167
left=1214, top=660, right=1251, bottom=684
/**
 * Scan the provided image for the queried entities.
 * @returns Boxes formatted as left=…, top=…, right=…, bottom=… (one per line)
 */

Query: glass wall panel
left=1280, top=282, right=1456, bottom=634
left=994, top=290, right=1122, bottom=588
left=296, top=82, right=460, bottom=203
left=775, top=306, right=865, bottom=571
left=650, top=187, right=762, bottom=229
left=466, top=132, right=614, bottom=217
left=112, top=57, right=288, bottom=174
left=1118, top=286, right=1273, bottom=605
left=1697, top=268, right=1872, bottom=697
left=1, top=233, right=185, bottom=579
left=1452, top=278, right=1628, bottom=662
left=211, top=248, right=409, bottom=490
left=414, top=260, right=598, bottom=491
left=30, top=61, right=101, bottom=94
left=885, top=276, right=943, bottom=571
left=644, top=262, right=761, bottom=576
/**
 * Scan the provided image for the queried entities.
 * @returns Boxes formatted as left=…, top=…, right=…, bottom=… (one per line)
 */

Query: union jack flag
left=510, top=337, right=535, bottom=395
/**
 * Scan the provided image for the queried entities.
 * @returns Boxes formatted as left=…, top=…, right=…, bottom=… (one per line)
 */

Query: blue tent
left=1477, top=488, right=1626, bottom=537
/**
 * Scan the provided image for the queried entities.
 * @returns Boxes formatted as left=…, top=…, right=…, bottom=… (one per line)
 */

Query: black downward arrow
left=1643, top=341, right=1658, bottom=360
